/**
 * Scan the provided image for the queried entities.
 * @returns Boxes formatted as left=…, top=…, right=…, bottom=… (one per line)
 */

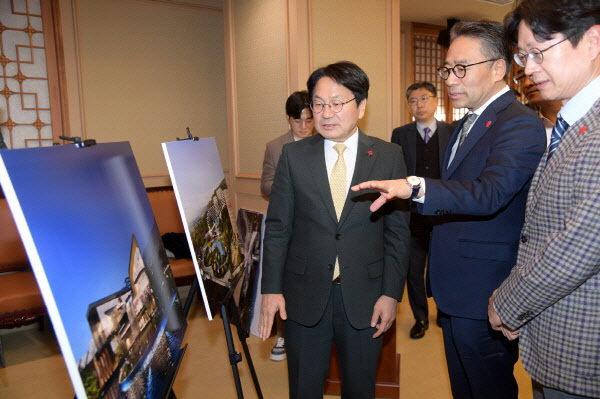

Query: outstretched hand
left=351, top=179, right=411, bottom=212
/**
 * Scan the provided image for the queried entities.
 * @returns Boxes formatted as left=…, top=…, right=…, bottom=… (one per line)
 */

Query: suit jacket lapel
left=307, top=135, right=339, bottom=223
left=445, top=91, right=514, bottom=178
left=340, top=130, right=375, bottom=226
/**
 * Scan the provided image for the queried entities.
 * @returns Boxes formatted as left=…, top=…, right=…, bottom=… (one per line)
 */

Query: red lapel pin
left=367, top=150, right=373, bottom=156
left=486, top=121, right=492, bottom=128
left=580, top=126, right=587, bottom=135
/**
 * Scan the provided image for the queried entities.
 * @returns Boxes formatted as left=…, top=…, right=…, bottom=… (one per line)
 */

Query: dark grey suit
left=262, top=130, right=410, bottom=398
left=391, top=121, right=452, bottom=321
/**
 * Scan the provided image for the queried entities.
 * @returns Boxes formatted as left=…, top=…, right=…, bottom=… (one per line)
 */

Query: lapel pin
left=580, top=126, right=587, bottom=135
left=486, top=121, right=492, bottom=128
left=367, top=150, right=373, bottom=156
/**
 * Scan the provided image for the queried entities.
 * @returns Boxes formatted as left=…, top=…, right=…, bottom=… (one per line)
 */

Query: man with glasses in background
left=352, top=21, right=546, bottom=399
left=391, top=82, right=453, bottom=339
left=489, top=1, right=600, bottom=398
left=259, top=61, right=410, bottom=398
left=513, top=68, right=562, bottom=146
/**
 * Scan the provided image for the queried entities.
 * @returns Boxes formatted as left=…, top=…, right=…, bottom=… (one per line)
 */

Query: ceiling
left=401, top=0, right=515, bottom=26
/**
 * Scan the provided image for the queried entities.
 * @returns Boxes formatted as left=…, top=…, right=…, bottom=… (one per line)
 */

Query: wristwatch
left=406, top=176, right=421, bottom=199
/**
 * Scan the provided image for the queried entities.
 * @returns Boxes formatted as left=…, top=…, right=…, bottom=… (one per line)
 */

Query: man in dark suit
left=391, top=81, right=452, bottom=339
left=490, top=1, right=600, bottom=398
left=260, top=90, right=314, bottom=361
left=259, top=61, right=410, bottom=399
left=354, top=22, right=546, bottom=399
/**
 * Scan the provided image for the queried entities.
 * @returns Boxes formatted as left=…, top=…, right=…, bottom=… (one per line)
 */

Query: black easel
left=218, top=278, right=264, bottom=399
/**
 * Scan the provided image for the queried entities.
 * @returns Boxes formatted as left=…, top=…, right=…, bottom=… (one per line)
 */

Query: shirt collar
left=416, top=120, right=437, bottom=135
left=560, top=75, right=600, bottom=126
left=471, top=85, right=510, bottom=117
left=324, top=127, right=359, bottom=155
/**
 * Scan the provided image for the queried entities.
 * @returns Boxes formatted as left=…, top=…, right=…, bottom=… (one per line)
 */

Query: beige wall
left=311, top=0, right=388, bottom=141
left=233, top=0, right=289, bottom=175
left=58, top=0, right=227, bottom=186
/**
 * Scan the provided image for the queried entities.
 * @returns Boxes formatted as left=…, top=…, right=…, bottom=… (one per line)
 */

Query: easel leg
left=183, top=279, right=198, bottom=318
left=227, top=299, right=264, bottom=399
left=221, top=302, right=244, bottom=399
left=0, top=335, right=5, bottom=368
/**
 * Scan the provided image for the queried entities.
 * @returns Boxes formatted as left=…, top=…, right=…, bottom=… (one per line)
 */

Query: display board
left=162, top=138, right=244, bottom=319
left=0, top=142, right=186, bottom=398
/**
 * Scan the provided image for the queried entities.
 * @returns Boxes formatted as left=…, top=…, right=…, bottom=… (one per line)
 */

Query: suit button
left=335, top=234, right=341, bottom=240
left=328, top=264, right=334, bottom=270
left=521, top=235, right=528, bottom=243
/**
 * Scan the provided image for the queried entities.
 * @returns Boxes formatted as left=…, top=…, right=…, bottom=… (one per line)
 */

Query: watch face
left=407, top=176, right=420, bottom=186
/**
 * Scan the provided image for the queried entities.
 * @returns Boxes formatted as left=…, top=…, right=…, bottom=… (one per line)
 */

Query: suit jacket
left=390, top=120, right=453, bottom=176
left=419, top=91, right=546, bottom=319
left=261, top=130, right=410, bottom=329
left=494, top=98, right=600, bottom=397
left=261, top=130, right=295, bottom=197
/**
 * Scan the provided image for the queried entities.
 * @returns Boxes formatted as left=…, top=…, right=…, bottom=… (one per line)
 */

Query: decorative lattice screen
left=0, top=0, right=61, bottom=149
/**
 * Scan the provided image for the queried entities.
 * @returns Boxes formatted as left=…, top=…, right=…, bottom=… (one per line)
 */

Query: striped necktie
left=547, top=116, right=569, bottom=160
left=457, top=112, right=478, bottom=149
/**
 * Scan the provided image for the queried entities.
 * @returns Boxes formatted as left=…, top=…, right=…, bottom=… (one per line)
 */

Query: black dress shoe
left=409, top=320, right=429, bottom=339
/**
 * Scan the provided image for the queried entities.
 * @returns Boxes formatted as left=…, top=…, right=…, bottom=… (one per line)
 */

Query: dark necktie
left=547, top=116, right=569, bottom=160
left=423, top=127, right=431, bottom=144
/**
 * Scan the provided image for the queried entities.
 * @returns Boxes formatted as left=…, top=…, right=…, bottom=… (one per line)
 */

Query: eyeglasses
left=290, top=117, right=313, bottom=126
left=437, top=59, right=499, bottom=80
left=408, top=95, right=435, bottom=105
left=310, top=98, right=355, bottom=114
left=514, top=36, right=570, bottom=67
left=512, top=72, right=525, bottom=85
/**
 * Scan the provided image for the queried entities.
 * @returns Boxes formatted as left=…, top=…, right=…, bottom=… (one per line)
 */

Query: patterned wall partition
left=0, top=0, right=58, bottom=149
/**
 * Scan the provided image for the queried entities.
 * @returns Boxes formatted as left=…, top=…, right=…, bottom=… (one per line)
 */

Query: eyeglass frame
left=289, top=116, right=313, bottom=126
left=437, top=59, right=499, bottom=80
left=512, top=72, right=525, bottom=85
left=310, top=97, right=356, bottom=114
left=514, top=36, right=571, bottom=68
left=408, top=95, right=436, bottom=105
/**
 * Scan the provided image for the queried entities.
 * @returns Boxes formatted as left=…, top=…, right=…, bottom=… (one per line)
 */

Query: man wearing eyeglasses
left=489, top=1, right=600, bottom=398
left=259, top=61, right=410, bottom=398
left=513, top=68, right=562, bottom=146
left=391, top=82, right=453, bottom=339
left=353, top=21, right=546, bottom=399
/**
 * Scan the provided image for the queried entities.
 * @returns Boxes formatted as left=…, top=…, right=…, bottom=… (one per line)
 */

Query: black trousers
left=285, top=284, right=383, bottom=399
left=407, top=213, right=431, bottom=321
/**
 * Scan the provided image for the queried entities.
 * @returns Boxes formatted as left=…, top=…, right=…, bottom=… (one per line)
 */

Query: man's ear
left=358, top=99, right=367, bottom=119
left=494, top=59, right=507, bottom=82
left=585, top=25, right=600, bottom=61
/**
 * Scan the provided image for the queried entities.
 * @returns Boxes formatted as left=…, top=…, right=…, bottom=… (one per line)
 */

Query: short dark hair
left=450, top=21, right=512, bottom=79
left=406, top=82, right=437, bottom=99
left=307, top=61, right=369, bottom=106
left=285, top=91, right=311, bottom=119
left=505, top=0, right=600, bottom=48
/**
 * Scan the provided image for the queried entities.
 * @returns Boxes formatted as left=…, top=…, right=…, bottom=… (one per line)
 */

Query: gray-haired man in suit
left=489, top=1, right=600, bottom=398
